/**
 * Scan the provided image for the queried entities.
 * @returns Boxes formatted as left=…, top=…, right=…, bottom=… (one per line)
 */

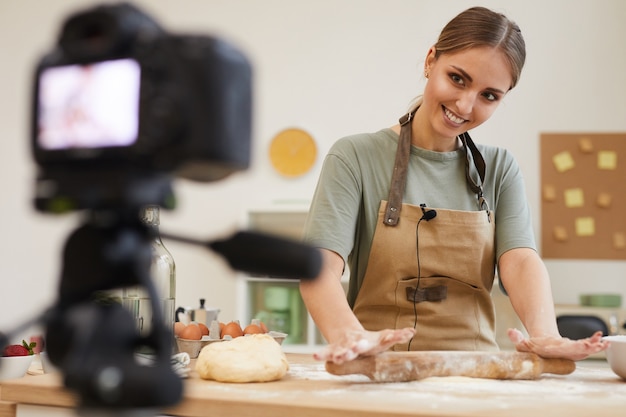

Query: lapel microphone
left=420, top=203, right=437, bottom=221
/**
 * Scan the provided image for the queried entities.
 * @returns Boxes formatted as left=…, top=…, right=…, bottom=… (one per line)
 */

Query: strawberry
left=2, top=344, right=29, bottom=357
left=22, top=339, right=36, bottom=355
left=2, top=340, right=36, bottom=357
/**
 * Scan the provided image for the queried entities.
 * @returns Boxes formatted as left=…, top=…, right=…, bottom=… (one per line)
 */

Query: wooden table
left=1, top=354, right=625, bottom=417
left=0, top=401, right=16, bottom=417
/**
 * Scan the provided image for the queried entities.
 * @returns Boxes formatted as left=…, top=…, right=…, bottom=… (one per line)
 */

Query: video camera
left=0, top=2, right=321, bottom=415
left=32, top=1, right=252, bottom=213
left=28, top=2, right=254, bottom=412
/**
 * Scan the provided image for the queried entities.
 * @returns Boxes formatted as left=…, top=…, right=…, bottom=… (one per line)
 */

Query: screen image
left=37, top=58, right=141, bottom=150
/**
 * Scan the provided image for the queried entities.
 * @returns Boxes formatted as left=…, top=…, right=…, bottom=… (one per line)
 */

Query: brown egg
left=258, top=321, right=269, bottom=333
left=221, top=321, right=244, bottom=339
left=179, top=324, right=202, bottom=340
left=243, top=324, right=263, bottom=335
left=198, top=323, right=209, bottom=336
left=174, top=322, right=186, bottom=337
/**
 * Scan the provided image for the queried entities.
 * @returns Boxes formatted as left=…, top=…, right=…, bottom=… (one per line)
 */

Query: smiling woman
left=299, top=6, right=608, bottom=364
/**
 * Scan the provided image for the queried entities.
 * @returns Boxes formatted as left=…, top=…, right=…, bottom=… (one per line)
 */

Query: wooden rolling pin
left=326, top=351, right=576, bottom=382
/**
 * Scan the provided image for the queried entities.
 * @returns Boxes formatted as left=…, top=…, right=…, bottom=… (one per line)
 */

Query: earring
left=424, top=68, right=430, bottom=79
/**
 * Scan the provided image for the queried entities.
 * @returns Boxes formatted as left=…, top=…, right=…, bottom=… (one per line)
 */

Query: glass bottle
left=123, top=205, right=176, bottom=338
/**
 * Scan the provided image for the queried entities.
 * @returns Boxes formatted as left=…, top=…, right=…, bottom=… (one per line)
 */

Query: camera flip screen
left=37, top=58, right=141, bottom=150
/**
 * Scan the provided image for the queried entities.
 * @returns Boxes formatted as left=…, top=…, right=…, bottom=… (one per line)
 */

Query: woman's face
left=421, top=46, right=513, bottom=141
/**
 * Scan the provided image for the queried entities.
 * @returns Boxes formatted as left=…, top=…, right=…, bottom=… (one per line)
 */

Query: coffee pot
left=176, top=299, right=220, bottom=325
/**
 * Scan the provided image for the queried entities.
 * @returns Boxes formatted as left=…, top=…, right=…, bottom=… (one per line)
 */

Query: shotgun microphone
left=209, top=231, right=322, bottom=279
left=162, top=230, right=322, bottom=279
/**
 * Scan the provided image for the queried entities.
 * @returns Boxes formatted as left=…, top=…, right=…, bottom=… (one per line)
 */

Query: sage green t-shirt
left=302, top=128, right=536, bottom=307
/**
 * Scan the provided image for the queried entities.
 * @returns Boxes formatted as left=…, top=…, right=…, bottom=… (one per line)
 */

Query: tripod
left=44, top=208, right=182, bottom=412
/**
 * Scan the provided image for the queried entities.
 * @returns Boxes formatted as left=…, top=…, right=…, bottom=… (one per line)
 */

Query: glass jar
left=122, top=205, right=176, bottom=337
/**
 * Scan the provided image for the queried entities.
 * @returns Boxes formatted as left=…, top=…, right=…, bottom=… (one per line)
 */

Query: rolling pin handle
left=540, top=358, right=576, bottom=375
left=325, top=357, right=375, bottom=379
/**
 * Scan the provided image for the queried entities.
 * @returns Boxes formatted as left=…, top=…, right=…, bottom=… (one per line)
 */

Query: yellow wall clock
left=268, top=128, right=317, bottom=177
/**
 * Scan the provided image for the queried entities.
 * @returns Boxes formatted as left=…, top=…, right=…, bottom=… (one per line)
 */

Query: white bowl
left=0, top=355, right=34, bottom=381
left=603, top=335, right=626, bottom=380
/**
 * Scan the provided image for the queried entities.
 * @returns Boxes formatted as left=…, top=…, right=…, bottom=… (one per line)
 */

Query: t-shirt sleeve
left=492, top=149, right=537, bottom=260
left=302, top=139, right=363, bottom=265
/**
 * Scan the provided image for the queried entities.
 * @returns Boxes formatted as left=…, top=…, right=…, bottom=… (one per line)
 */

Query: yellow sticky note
left=575, top=217, right=595, bottom=237
left=564, top=188, right=584, bottom=208
left=598, top=150, right=617, bottom=170
left=553, top=151, right=575, bottom=172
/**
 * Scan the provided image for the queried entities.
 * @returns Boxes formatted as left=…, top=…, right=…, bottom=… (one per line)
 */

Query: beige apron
left=352, top=111, right=498, bottom=351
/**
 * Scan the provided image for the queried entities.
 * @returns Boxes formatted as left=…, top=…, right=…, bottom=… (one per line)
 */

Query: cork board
left=540, top=133, right=626, bottom=260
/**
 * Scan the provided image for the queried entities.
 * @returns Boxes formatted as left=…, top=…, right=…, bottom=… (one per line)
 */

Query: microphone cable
left=407, top=205, right=437, bottom=351
left=407, top=217, right=425, bottom=351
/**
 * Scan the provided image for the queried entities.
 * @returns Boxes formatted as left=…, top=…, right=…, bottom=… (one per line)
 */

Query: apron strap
left=383, top=111, right=414, bottom=226
left=384, top=112, right=489, bottom=227
left=459, top=132, right=490, bottom=212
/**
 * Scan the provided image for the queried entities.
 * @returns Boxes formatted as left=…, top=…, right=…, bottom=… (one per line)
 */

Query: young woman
left=300, top=6, right=607, bottom=364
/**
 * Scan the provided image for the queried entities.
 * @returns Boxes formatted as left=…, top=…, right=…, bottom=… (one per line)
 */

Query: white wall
left=1, top=0, right=625, bottom=339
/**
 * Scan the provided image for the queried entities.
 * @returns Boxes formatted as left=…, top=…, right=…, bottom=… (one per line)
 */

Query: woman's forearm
left=299, top=249, right=364, bottom=343
left=498, top=248, right=560, bottom=338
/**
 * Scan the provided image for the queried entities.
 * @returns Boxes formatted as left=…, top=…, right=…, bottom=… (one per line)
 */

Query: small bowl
left=603, top=335, right=626, bottom=380
left=0, top=355, right=34, bottom=381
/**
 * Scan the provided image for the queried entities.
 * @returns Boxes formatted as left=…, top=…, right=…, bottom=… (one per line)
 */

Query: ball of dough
left=195, top=334, right=289, bottom=382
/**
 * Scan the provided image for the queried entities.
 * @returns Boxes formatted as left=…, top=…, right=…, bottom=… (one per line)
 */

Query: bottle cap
left=141, top=205, right=160, bottom=226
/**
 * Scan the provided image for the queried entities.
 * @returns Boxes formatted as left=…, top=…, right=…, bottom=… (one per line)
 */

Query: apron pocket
left=394, top=277, right=495, bottom=351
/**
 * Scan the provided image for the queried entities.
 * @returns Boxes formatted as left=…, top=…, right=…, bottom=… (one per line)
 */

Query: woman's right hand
left=314, top=327, right=416, bottom=364
left=507, top=328, right=608, bottom=361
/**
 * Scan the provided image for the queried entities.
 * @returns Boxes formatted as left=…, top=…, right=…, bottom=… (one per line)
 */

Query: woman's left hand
left=507, top=328, right=609, bottom=361
left=313, top=328, right=415, bottom=364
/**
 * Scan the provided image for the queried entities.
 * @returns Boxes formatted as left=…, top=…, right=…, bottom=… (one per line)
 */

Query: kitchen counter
left=0, top=401, right=16, bottom=417
left=1, top=353, right=625, bottom=417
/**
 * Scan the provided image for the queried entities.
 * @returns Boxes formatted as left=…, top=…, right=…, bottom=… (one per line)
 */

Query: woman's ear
left=424, top=46, right=437, bottom=74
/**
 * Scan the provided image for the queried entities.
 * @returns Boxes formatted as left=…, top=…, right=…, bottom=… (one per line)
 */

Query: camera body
left=32, top=2, right=253, bottom=212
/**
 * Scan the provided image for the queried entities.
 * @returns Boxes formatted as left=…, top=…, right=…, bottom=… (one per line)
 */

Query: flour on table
left=421, top=376, right=495, bottom=384
left=196, top=334, right=289, bottom=383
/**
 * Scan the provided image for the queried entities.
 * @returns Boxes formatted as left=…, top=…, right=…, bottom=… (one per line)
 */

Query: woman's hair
left=434, top=6, right=526, bottom=90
